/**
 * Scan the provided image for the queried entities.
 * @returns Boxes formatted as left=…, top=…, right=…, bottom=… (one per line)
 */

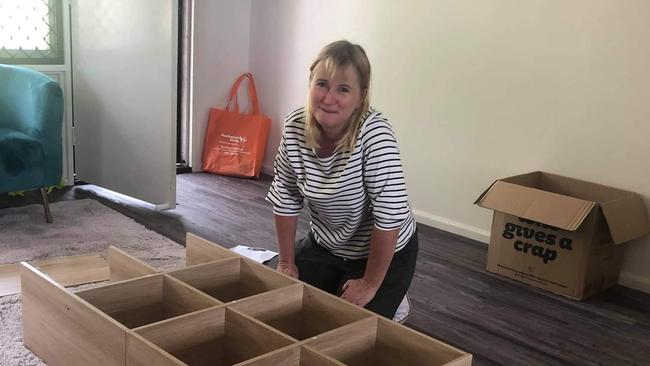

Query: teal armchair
left=0, top=64, right=64, bottom=223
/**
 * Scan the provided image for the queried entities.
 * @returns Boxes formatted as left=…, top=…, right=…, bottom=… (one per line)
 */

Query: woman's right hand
left=277, top=261, right=299, bottom=279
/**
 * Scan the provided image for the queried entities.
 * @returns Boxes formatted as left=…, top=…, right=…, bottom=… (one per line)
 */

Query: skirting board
left=618, top=271, right=650, bottom=294
left=411, top=208, right=490, bottom=244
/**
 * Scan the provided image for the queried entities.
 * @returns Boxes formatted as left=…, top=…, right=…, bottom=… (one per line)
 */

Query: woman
left=266, top=40, right=418, bottom=319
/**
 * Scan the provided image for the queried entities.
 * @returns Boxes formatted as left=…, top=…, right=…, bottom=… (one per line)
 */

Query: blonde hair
left=305, top=40, right=371, bottom=151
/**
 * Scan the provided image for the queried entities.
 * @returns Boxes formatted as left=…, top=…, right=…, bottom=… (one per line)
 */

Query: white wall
left=249, top=0, right=650, bottom=293
left=191, top=0, right=252, bottom=171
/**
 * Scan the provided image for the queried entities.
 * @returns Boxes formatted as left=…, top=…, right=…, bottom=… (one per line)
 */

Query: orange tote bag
left=202, top=73, right=271, bottom=178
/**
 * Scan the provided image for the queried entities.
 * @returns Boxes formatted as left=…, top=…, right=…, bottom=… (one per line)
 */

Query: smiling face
left=308, top=62, right=364, bottom=141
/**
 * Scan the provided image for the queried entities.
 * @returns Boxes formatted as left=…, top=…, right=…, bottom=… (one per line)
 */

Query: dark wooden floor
left=2, top=173, right=650, bottom=366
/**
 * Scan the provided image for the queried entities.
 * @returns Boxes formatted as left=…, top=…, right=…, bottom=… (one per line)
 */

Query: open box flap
left=475, top=180, right=595, bottom=231
left=601, top=194, right=650, bottom=245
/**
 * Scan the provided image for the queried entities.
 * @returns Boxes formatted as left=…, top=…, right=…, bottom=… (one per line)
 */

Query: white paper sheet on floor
left=230, top=246, right=278, bottom=263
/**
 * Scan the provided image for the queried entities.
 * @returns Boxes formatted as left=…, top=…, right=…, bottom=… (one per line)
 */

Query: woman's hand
left=277, top=261, right=299, bottom=279
left=274, top=215, right=299, bottom=279
left=340, top=278, right=378, bottom=307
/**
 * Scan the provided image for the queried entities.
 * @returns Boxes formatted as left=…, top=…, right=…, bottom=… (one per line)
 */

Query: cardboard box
left=475, top=171, right=650, bottom=300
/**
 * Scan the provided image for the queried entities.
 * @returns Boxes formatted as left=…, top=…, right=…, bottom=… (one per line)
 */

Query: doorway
left=176, top=0, right=192, bottom=174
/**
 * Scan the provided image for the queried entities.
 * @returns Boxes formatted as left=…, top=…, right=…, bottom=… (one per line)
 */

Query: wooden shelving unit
left=20, top=233, right=472, bottom=366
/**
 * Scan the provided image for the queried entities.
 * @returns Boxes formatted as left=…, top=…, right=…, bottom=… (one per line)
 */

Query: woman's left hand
left=340, top=278, right=378, bottom=307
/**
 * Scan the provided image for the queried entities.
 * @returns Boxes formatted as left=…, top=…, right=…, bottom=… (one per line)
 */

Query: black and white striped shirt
left=266, top=107, right=415, bottom=260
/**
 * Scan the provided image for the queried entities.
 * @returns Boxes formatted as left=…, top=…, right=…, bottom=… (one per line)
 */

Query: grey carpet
left=0, top=199, right=187, bottom=366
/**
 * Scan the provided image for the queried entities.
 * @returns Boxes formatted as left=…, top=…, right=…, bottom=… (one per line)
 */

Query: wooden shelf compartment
left=235, top=345, right=346, bottom=366
left=75, top=273, right=221, bottom=329
left=168, top=257, right=298, bottom=303
left=229, top=283, right=373, bottom=341
left=304, top=317, right=473, bottom=366
left=128, top=307, right=295, bottom=366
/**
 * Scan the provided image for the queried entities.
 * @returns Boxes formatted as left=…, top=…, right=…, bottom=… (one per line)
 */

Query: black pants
left=295, top=231, right=419, bottom=319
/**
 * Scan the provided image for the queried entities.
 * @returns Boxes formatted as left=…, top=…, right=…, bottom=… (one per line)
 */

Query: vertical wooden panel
left=186, top=232, right=237, bottom=265
left=127, top=332, right=186, bottom=366
left=303, top=317, right=378, bottom=361
left=162, top=275, right=222, bottom=317
left=21, top=262, right=128, bottom=366
left=109, top=246, right=158, bottom=282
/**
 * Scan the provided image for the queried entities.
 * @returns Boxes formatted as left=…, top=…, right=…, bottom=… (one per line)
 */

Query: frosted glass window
left=0, top=0, right=64, bottom=64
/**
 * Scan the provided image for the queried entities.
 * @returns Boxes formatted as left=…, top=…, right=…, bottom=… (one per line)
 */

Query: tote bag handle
left=225, top=73, right=260, bottom=115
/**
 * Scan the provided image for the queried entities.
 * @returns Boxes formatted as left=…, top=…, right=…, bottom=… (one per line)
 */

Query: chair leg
left=40, top=187, right=53, bottom=223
